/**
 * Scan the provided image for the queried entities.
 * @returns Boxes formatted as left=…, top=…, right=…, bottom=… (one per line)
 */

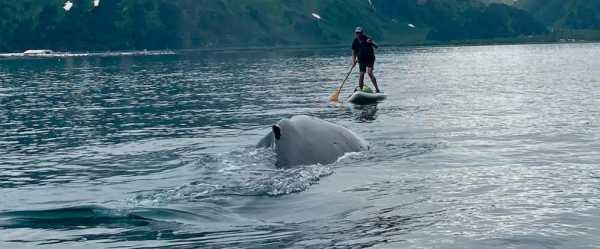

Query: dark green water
left=1, top=44, right=600, bottom=248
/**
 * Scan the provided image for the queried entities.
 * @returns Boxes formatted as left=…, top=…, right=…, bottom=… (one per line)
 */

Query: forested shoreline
left=0, top=0, right=598, bottom=52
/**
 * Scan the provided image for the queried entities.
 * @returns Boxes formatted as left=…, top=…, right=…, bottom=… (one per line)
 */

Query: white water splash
left=336, top=151, right=364, bottom=163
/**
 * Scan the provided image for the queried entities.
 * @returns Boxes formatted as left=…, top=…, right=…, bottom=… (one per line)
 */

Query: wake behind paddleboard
left=348, top=91, right=387, bottom=105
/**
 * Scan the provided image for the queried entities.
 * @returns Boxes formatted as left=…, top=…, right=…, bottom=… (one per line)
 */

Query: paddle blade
left=329, top=88, right=341, bottom=102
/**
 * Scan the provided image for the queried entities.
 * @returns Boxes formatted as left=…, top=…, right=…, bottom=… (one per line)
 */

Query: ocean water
left=1, top=43, right=600, bottom=248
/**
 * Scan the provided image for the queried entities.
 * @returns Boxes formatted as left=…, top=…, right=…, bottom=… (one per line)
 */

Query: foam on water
left=0, top=50, right=175, bottom=59
left=130, top=147, right=336, bottom=207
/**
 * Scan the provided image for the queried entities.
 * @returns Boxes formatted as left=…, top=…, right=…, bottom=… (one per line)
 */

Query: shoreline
left=1, top=39, right=599, bottom=59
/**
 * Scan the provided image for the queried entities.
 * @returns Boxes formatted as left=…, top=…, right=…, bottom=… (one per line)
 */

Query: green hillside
left=0, top=0, right=549, bottom=52
left=517, top=0, right=600, bottom=29
left=373, top=0, right=546, bottom=41
left=0, top=0, right=418, bottom=52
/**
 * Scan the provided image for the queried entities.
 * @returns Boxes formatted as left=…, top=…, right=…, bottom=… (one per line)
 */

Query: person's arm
left=351, top=39, right=358, bottom=66
left=368, top=38, right=378, bottom=49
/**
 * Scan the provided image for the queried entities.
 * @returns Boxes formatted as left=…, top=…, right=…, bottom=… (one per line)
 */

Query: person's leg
left=358, top=62, right=367, bottom=90
left=367, top=67, right=380, bottom=93
left=359, top=72, right=365, bottom=90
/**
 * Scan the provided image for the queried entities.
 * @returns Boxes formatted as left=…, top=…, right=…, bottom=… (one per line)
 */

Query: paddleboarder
left=352, top=27, right=380, bottom=93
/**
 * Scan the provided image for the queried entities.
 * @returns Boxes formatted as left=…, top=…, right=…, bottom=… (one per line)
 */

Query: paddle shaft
left=337, top=64, right=355, bottom=94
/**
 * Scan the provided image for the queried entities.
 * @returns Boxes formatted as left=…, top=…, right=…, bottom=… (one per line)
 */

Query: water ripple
left=3, top=44, right=600, bottom=248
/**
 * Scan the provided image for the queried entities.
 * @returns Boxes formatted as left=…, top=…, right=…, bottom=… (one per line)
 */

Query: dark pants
left=358, top=57, right=375, bottom=72
left=357, top=57, right=379, bottom=92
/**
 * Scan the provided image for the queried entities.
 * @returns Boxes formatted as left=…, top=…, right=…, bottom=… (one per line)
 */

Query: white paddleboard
left=348, top=91, right=387, bottom=105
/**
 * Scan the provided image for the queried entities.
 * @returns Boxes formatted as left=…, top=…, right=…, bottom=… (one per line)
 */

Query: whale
left=258, top=115, right=369, bottom=167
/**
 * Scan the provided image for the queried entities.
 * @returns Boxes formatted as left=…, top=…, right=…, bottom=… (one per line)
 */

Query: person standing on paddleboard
left=352, top=27, right=381, bottom=93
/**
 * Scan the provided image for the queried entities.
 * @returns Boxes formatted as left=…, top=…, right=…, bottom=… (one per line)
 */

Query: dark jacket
left=352, top=35, right=377, bottom=61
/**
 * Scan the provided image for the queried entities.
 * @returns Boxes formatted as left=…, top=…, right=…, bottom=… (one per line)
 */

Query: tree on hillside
left=427, top=3, right=546, bottom=41
left=53, top=0, right=95, bottom=50
left=157, top=2, right=181, bottom=48
left=11, top=19, right=35, bottom=51
left=565, top=4, right=600, bottom=29
left=518, top=0, right=600, bottom=29
left=89, top=0, right=125, bottom=50
left=35, top=4, right=62, bottom=49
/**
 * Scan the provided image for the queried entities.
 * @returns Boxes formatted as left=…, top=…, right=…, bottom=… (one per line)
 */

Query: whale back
left=258, top=115, right=368, bottom=167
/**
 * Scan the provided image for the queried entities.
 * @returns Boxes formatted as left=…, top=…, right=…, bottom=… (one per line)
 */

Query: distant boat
left=23, top=49, right=54, bottom=56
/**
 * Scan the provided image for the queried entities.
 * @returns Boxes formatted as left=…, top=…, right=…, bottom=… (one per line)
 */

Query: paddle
left=329, top=64, right=355, bottom=102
